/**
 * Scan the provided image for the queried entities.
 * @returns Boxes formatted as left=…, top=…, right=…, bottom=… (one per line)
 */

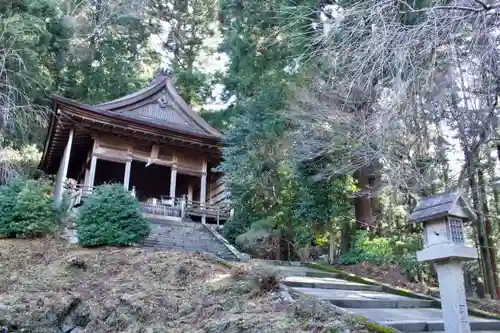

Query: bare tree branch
left=286, top=0, right=500, bottom=195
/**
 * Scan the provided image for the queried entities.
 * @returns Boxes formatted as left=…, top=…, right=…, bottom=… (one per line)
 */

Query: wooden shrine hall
left=39, top=71, right=230, bottom=224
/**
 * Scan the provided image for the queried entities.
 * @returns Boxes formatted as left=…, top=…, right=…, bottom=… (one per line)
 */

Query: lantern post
left=409, top=191, right=477, bottom=333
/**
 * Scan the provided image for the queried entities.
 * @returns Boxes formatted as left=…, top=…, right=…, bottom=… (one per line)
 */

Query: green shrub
left=77, top=183, right=151, bottom=246
left=338, top=231, right=434, bottom=284
left=222, top=214, right=252, bottom=244
left=0, top=178, right=59, bottom=238
left=234, top=217, right=280, bottom=258
left=339, top=231, right=393, bottom=265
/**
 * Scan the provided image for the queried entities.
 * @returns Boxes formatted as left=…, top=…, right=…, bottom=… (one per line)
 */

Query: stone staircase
left=142, top=219, right=238, bottom=261
left=276, top=265, right=500, bottom=332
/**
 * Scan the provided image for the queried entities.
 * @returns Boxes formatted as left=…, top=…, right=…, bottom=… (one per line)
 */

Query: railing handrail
left=75, top=184, right=95, bottom=189
left=62, top=182, right=232, bottom=218
left=185, top=200, right=231, bottom=209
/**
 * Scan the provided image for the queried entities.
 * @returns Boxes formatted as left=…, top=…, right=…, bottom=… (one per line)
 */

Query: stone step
left=283, top=276, right=382, bottom=292
left=292, top=287, right=437, bottom=309
left=145, top=247, right=236, bottom=261
left=144, top=243, right=232, bottom=253
left=276, top=266, right=343, bottom=278
left=144, top=239, right=233, bottom=251
left=278, top=264, right=500, bottom=332
left=350, top=308, right=500, bottom=332
left=143, top=244, right=236, bottom=259
left=143, top=239, right=229, bottom=249
left=416, top=330, right=500, bottom=333
left=142, top=219, right=238, bottom=261
left=143, top=240, right=234, bottom=253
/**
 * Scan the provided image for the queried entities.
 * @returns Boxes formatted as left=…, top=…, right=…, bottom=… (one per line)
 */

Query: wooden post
left=54, top=129, right=74, bottom=206
left=83, top=167, right=90, bottom=187
left=88, top=139, right=98, bottom=193
left=170, top=165, right=177, bottom=198
left=124, top=158, right=132, bottom=190
left=181, top=195, right=186, bottom=219
left=188, top=183, right=193, bottom=202
left=88, top=155, right=97, bottom=189
left=200, top=160, right=207, bottom=224
left=216, top=206, right=220, bottom=228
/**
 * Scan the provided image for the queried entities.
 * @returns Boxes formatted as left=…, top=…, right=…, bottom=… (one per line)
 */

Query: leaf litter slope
left=0, top=238, right=381, bottom=332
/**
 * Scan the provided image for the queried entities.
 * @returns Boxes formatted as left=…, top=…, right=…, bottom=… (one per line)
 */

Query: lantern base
left=417, top=244, right=477, bottom=263
left=435, top=260, right=471, bottom=333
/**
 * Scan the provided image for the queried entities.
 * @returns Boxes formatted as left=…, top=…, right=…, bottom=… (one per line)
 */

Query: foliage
left=339, top=230, right=432, bottom=283
left=0, top=145, right=42, bottom=184
left=1, top=0, right=158, bottom=152
left=0, top=0, right=62, bottom=146
left=149, top=0, right=219, bottom=107
left=222, top=212, right=251, bottom=245
left=5, top=0, right=500, bottom=299
left=0, top=178, right=59, bottom=238
left=217, top=0, right=361, bottom=259
left=77, top=183, right=151, bottom=246
left=339, top=231, right=394, bottom=265
left=53, top=0, right=157, bottom=105
left=234, top=217, right=280, bottom=259
left=218, top=79, right=291, bottom=248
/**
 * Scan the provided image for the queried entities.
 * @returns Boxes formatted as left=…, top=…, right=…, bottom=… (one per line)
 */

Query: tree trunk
left=329, top=224, right=335, bottom=265
left=478, top=168, right=500, bottom=298
left=340, top=221, right=351, bottom=255
left=494, top=145, right=500, bottom=214
left=354, top=167, right=374, bottom=229
left=369, top=160, right=382, bottom=234
left=275, top=235, right=281, bottom=261
left=466, top=150, right=496, bottom=298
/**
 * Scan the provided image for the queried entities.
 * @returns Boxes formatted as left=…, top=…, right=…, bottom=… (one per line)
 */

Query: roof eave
left=39, top=98, right=60, bottom=171
left=52, top=95, right=221, bottom=142
left=96, top=77, right=222, bottom=138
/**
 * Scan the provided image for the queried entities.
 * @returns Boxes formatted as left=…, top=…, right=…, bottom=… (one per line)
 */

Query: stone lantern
left=409, top=191, right=477, bottom=333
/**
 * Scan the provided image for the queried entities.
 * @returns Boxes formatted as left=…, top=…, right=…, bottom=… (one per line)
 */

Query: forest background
left=4, top=0, right=500, bottom=298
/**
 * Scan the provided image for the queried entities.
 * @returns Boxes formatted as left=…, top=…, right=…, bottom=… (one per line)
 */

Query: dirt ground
left=0, top=238, right=382, bottom=333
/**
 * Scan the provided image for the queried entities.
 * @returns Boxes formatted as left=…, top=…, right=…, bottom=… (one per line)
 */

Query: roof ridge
left=95, top=77, right=221, bottom=138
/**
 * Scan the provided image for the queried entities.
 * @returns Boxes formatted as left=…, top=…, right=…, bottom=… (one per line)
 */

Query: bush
left=0, top=178, right=59, bottom=238
left=230, top=263, right=281, bottom=294
left=77, top=183, right=151, bottom=246
left=222, top=214, right=252, bottom=244
left=234, top=217, right=280, bottom=259
left=339, top=231, right=434, bottom=283
left=339, top=231, right=393, bottom=265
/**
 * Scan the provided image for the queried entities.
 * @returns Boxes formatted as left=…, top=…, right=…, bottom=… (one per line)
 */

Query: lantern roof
left=409, top=191, right=476, bottom=224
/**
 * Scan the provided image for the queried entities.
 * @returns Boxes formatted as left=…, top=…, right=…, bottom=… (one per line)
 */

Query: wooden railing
left=62, top=182, right=231, bottom=224
left=140, top=196, right=183, bottom=218
left=185, top=199, right=231, bottom=226
left=63, top=182, right=95, bottom=209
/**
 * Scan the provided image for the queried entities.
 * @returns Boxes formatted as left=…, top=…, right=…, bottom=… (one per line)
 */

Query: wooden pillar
left=187, top=184, right=193, bottom=202
left=180, top=195, right=186, bottom=219
left=83, top=167, right=90, bottom=187
left=54, top=129, right=74, bottom=206
left=124, top=158, right=132, bottom=190
left=88, top=155, right=97, bottom=189
left=88, top=139, right=98, bottom=191
left=170, top=165, right=177, bottom=198
left=200, top=160, right=207, bottom=224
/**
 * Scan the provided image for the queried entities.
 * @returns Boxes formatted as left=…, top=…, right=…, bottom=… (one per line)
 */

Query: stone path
left=142, top=219, right=238, bottom=261
left=276, top=264, right=500, bottom=332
